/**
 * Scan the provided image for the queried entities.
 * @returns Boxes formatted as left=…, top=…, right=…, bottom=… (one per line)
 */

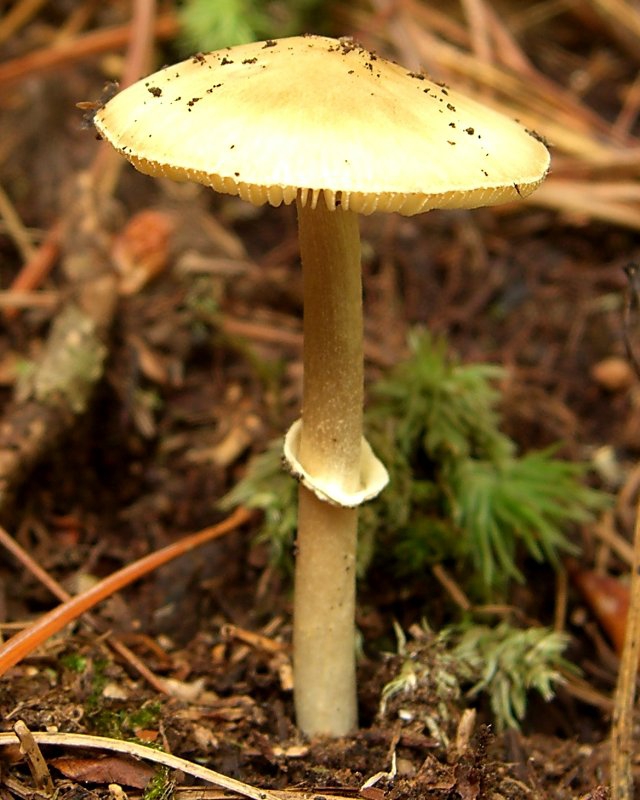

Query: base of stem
left=293, top=485, right=358, bottom=736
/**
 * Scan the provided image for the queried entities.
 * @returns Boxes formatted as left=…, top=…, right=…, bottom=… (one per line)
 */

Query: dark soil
left=0, top=4, right=637, bottom=799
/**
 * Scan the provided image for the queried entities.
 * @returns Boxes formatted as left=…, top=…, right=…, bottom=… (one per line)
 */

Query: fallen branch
left=0, top=0, right=158, bottom=516
left=0, top=302, right=110, bottom=513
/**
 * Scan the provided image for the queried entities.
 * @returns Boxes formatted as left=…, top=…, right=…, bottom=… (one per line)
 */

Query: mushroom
left=93, top=34, right=550, bottom=737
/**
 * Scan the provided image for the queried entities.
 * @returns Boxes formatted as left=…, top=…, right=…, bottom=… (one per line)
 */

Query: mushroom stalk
left=293, top=195, right=363, bottom=736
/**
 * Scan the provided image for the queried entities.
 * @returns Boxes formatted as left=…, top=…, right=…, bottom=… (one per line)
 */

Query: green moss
left=59, top=652, right=88, bottom=673
left=177, top=0, right=331, bottom=53
left=87, top=692, right=162, bottom=740
left=128, top=702, right=163, bottom=731
left=222, top=330, right=608, bottom=597
left=143, top=767, right=174, bottom=800
left=85, top=658, right=109, bottom=711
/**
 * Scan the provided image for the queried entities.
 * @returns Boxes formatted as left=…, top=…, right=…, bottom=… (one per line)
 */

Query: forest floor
left=2, top=2, right=640, bottom=798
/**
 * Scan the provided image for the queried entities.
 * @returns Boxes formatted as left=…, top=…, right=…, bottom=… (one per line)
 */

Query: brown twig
left=622, top=263, right=640, bottom=377
left=0, top=183, right=36, bottom=262
left=587, top=0, right=640, bottom=62
left=533, top=182, right=640, bottom=230
left=90, top=0, right=159, bottom=197
left=431, top=563, right=472, bottom=611
left=609, top=491, right=640, bottom=798
left=612, top=72, right=640, bottom=140
left=0, top=291, right=59, bottom=309
left=460, top=0, right=492, bottom=68
left=12, top=721, right=54, bottom=794
left=221, top=621, right=287, bottom=655
left=3, top=221, right=63, bottom=321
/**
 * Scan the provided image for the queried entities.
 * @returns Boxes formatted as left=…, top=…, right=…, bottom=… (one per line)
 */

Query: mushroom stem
left=295, top=490, right=358, bottom=735
left=296, top=196, right=364, bottom=486
left=293, top=194, right=363, bottom=736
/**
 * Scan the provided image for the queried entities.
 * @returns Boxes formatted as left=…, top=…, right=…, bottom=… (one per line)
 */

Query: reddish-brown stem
left=3, top=222, right=62, bottom=321
left=0, top=506, right=253, bottom=676
left=0, top=522, right=169, bottom=693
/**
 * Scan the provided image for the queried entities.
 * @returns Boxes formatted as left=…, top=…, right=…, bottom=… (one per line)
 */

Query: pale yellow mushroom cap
left=94, top=34, right=550, bottom=215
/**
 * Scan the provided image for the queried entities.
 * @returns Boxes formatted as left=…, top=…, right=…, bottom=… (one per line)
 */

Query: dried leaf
left=51, top=756, right=156, bottom=788
left=112, top=210, right=174, bottom=295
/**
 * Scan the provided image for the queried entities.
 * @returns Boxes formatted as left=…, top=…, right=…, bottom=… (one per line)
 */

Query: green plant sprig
left=452, top=620, right=575, bottom=731
left=380, top=620, right=575, bottom=733
left=178, top=0, right=328, bottom=53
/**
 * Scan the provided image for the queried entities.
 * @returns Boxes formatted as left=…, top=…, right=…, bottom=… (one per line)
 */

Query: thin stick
left=3, top=221, right=62, bottom=321
left=481, top=2, right=535, bottom=76
left=13, top=721, right=54, bottom=794
left=609, top=489, right=640, bottom=798
left=589, top=0, right=640, bottom=57
left=0, top=291, right=59, bottom=309
left=610, top=263, right=640, bottom=798
left=460, top=0, right=492, bottom=67
left=533, top=184, right=640, bottom=231
left=612, top=72, right=640, bottom=140
left=0, top=183, right=36, bottom=261
left=91, top=0, right=159, bottom=198
left=623, top=263, right=640, bottom=378
left=221, top=623, right=287, bottom=654
left=0, top=525, right=73, bottom=602
left=431, top=564, right=472, bottom=611
left=120, top=0, right=157, bottom=90
left=553, top=567, right=569, bottom=634
left=0, top=507, right=253, bottom=676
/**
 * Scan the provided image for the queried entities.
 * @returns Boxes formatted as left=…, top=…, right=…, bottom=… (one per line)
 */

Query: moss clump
left=223, top=330, right=606, bottom=597
left=143, top=766, right=174, bottom=800
left=380, top=620, right=575, bottom=733
left=88, top=696, right=162, bottom=740
left=178, top=0, right=329, bottom=53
